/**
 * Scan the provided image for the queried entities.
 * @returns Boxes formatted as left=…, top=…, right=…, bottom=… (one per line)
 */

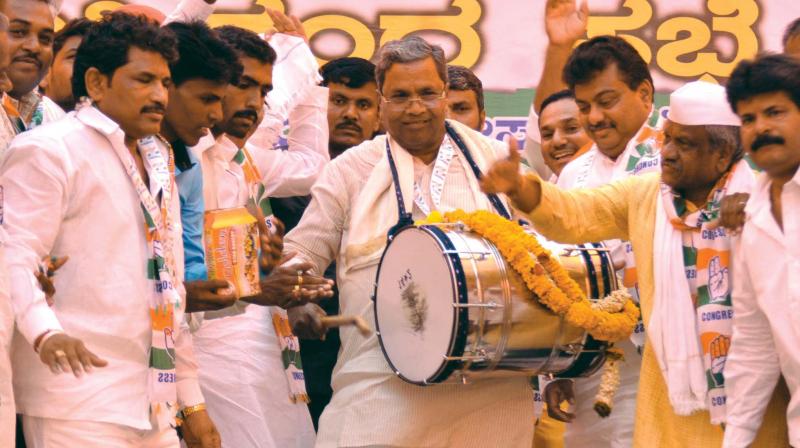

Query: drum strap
left=444, top=122, right=511, bottom=220
left=384, top=124, right=511, bottom=240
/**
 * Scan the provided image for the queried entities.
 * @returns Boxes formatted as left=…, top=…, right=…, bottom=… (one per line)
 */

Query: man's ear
left=637, top=79, right=654, bottom=106
left=84, top=67, right=109, bottom=104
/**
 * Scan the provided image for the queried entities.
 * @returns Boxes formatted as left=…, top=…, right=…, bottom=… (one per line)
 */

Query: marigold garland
left=424, top=209, right=640, bottom=342
left=594, top=347, right=625, bottom=417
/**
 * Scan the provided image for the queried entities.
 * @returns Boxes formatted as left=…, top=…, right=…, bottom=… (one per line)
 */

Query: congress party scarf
left=233, top=146, right=309, bottom=403
left=112, top=134, right=182, bottom=429
left=654, top=160, right=754, bottom=424
left=2, top=91, right=46, bottom=133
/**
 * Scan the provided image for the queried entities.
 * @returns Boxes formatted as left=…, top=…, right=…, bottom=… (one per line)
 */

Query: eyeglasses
left=381, top=91, right=447, bottom=108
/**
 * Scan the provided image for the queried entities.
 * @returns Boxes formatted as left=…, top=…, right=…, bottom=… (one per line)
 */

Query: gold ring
left=54, top=350, right=67, bottom=359
left=297, top=275, right=303, bottom=286
left=293, top=284, right=300, bottom=292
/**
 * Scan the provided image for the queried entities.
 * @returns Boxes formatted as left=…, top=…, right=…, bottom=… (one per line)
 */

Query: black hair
left=447, top=65, right=484, bottom=112
left=783, top=18, right=800, bottom=49
left=165, top=21, right=242, bottom=87
left=72, top=12, right=178, bottom=100
left=215, top=25, right=276, bottom=65
left=563, top=35, right=653, bottom=95
left=539, top=89, right=575, bottom=116
left=320, top=57, right=376, bottom=89
left=726, top=53, right=800, bottom=113
left=53, top=18, right=93, bottom=57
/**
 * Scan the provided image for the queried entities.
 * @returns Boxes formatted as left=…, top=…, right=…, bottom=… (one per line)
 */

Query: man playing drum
left=481, top=81, right=790, bottom=447
left=282, top=36, right=536, bottom=447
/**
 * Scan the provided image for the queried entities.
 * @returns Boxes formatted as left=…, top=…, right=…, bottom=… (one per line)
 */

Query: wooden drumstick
left=320, top=315, right=372, bottom=337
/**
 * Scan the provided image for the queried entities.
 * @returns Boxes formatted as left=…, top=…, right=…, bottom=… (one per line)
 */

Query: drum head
left=374, top=227, right=458, bottom=384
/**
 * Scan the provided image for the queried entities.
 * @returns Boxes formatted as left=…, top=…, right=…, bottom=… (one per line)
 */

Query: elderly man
left=446, top=64, right=485, bottom=131
left=722, top=53, right=800, bottom=448
left=2, top=13, right=219, bottom=447
left=283, top=36, right=533, bottom=447
left=482, top=80, right=790, bottom=447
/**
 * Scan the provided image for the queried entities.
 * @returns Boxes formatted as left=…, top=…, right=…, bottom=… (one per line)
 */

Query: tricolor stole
left=668, top=182, right=734, bottom=424
left=232, top=146, right=309, bottom=403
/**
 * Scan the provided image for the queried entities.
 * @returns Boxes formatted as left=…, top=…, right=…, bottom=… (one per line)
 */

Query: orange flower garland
left=425, top=209, right=640, bottom=342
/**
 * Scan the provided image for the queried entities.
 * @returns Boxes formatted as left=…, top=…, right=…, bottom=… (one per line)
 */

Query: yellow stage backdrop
left=55, top=0, right=800, bottom=144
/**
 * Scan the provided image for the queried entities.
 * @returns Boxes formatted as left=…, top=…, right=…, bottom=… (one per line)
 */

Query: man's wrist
left=182, top=403, right=207, bottom=418
left=34, top=329, right=64, bottom=353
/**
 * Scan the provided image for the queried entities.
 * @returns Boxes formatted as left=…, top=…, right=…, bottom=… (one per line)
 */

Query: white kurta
left=0, top=226, right=14, bottom=448
left=551, top=122, right=661, bottom=448
left=1, top=107, right=203, bottom=430
left=186, top=86, right=328, bottom=448
left=723, top=170, right=800, bottom=448
left=284, top=128, right=535, bottom=448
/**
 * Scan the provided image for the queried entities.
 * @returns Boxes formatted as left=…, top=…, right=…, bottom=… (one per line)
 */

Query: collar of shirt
left=75, top=105, right=125, bottom=141
left=746, top=172, right=785, bottom=242
left=210, top=134, right=240, bottom=163
left=171, top=139, right=196, bottom=174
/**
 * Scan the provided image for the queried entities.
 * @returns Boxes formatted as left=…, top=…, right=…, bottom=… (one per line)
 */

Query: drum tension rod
left=442, top=250, right=490, bottom=261
left=452, top=302, right=503, bottom=309
left=444, top=355, right=487, bottom=362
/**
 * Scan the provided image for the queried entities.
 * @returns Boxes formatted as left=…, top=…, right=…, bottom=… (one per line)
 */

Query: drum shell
left=374, top=225, right=615, bottom=385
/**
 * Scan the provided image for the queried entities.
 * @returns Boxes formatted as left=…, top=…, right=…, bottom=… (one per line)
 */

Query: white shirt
left=193, top=85, right=329, bottom=207
left=723, top=170, right=800, bottom=447
left=284, top=132, right=534, bottom=448
left=164, top=0, right=215, bottom=24
left=187, top=88, right=327, bottom=448
left=0, top=226, right=14, bottom=448
left=1, top=106, right=203, bottom=430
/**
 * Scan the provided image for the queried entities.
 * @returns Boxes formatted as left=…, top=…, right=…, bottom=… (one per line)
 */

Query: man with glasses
left=283, top=36, right=535, bottom=447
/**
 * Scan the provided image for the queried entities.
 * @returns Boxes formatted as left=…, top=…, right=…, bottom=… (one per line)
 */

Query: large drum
left=373, top=223, right=617, bottom=385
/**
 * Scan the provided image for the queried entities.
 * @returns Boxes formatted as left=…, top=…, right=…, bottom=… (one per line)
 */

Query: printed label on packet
left=204, top=207, right=261, bottom=298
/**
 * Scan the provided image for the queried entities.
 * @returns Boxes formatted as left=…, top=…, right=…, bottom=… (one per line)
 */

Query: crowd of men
left=0, top=0, right=798, bottom=447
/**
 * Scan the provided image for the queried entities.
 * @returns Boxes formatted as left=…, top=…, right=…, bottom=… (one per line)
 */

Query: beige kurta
left=285, top=126, right=535, bottom=448
left=528, top=172, right=789, bottom=447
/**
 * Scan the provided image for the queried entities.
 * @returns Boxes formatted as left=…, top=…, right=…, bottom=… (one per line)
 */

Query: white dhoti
left=564, top=340, right=640, bottom=447
left=23, top=416, right=178, bottom=448
left=193, top=305, right=315, bottom=448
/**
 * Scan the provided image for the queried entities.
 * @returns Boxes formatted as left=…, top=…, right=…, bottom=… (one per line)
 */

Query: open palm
left=545, top=0, right=589, bottom=46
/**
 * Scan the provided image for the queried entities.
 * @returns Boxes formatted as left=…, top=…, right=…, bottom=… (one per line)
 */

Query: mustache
left=588, top=121, right=615, bottom=133
left=13, top=51, right=41, bottom=68
left=232, top=109, right=258, bottom=122
left=750, top=133, right=785, bottom=152
left=335, top=119, right=362, bottom=132
left=140, top=103, right=166, bottom=115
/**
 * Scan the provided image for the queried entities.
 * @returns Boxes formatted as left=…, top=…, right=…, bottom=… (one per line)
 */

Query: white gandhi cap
left=667, top=80, right=741, bottom=127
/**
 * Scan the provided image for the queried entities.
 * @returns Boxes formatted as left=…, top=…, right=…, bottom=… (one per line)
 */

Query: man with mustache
left=482, top=80, right=790, bottom=447
left=283, top=36, right=534, bottom=448
left=1, top=0, right=64, bottom=132
left=530, top=2, right=660, bottom=444
left=446, top=65, right=485, bottom=131
left=323, top=57, right=381, bottom=159
left=0, top=13, right=220, bottom=446
left=188, top=24, right=331, bottom=448
left=0, top=1, right=18, bottom=445
left=721, top=53, right=800, bottom=448
left=538, top=89, right=592, bottom=181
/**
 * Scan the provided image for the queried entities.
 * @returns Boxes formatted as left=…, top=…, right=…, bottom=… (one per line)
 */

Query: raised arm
left=482, top=142, right=640, bottom=244
left=532, top=0, right=588, bottom=113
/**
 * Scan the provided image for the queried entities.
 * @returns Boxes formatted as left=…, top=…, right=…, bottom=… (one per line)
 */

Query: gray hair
left=706, top=124, right=743, bottom=164
left=374, top=36, right=448, bottom=92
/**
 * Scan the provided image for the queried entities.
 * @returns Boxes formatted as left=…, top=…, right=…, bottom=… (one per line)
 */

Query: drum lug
left=561, top=246, right=611, bottom=256
left=560, top=343, right=583, bottom=355
left=459, top=372, right=470, bottom=385
left=452, top=301, right=503, bottom=310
